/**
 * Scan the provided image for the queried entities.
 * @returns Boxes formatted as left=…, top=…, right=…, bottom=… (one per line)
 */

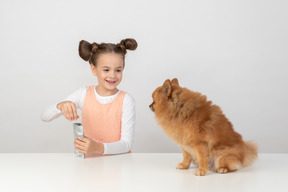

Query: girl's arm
left=102, top=93, right=136, bottom=154
left=41, top=104, right=62, bottom=122
left=41, top=87, right=87, bottom=122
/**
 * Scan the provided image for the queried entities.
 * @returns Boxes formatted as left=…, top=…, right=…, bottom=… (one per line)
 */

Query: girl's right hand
left=57, top=101, right=79, bottom=121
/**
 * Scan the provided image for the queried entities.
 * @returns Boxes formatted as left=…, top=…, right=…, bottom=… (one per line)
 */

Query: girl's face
left=90, top=53, right=124, bottom=96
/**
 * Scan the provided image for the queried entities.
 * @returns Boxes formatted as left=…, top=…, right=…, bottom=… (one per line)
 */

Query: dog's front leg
left=176, top=148, right=192, bottom=169
left=194, top=143, right=208, bottom=176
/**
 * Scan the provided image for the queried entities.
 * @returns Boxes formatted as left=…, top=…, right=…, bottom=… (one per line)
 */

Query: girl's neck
left=95, top=86, right=119, bottom=97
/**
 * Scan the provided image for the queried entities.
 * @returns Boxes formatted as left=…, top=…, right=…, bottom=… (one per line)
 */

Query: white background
left=0, top=0, right=287, bottom=153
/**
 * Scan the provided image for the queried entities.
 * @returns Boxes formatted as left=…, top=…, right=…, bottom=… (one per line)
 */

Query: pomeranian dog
left=150, top=78, right=257, bottom=176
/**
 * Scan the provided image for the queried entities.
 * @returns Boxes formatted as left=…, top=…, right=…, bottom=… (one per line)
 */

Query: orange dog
left=150, top=78, right=257, bottom=176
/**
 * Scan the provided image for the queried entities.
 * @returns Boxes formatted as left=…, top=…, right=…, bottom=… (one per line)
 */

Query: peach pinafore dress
left=81, top=86, right=126, bottom=157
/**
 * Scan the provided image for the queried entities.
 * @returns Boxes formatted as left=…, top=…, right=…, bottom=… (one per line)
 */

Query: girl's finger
left=75, top=146, right=86, bottom=154
left=75, top=139, right=86, bottom=147
left=61, top=106, right=70, bottom=121
left=62, top=108, right=70, bottom=121
left=71, top=104, right=78, bottom=120
left=77, top=136, right=87, bottom=143
left=75, top=143, right=85, bottom=151
left=66, top=105, right=74, bottom=121
left=75, top=139, right=86, bottom=149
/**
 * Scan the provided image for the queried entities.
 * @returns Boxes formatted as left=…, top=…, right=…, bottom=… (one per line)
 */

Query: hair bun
left=79, top=40, right=92, bottom=61
left=120, top=38, right=138, bottom=51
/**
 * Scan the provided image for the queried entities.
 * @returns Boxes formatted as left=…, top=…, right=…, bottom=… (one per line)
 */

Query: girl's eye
left=116, top=70, right=122, bottom=72
left=104, top=69, right=109, bottom=72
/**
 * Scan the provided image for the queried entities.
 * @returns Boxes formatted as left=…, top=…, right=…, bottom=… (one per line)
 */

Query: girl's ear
left=90, top=64, right=97, bottom=76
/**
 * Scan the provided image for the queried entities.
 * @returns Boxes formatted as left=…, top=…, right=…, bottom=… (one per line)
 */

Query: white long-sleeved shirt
left=41, top=86, right=135, bottom=155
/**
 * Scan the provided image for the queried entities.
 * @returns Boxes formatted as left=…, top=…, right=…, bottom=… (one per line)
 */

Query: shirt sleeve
left=103, top=93, right=136, bottom=154
left=41, top=87, right=87, bottom=122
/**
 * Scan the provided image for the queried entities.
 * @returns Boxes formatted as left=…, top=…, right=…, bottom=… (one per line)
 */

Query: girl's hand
left=74, top=136, right=104, bottom=155
left=57, top=101, right=79, bottom=121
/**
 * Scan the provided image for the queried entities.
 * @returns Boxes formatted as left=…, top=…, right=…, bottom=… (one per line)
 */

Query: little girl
left=41, top=38, right=137, bottom=157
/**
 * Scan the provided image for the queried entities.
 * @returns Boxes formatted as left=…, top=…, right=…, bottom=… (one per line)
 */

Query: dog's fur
left=150, top=78, right=258, bottom=176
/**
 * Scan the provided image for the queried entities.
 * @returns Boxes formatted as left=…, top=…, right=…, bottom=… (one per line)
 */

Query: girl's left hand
left=74, top=136, right=104, bottom=155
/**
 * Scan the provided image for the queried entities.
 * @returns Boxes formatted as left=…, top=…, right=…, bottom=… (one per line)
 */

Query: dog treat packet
left=73, top=123, right=84, bottom=159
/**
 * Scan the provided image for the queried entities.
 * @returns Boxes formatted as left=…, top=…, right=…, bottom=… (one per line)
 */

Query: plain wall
left=1, top=0, right=287, bottom=153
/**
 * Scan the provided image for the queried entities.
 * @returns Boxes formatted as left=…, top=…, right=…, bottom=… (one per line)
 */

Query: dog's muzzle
left=149, top=103, right=155, bottom=112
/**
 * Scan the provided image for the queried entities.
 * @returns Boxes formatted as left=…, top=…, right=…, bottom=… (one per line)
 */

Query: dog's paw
left=176, top=163, right=189, bottom=169
left=195, top=169, right=207, bottom=176
left=217, top=167, right=229, bottom=174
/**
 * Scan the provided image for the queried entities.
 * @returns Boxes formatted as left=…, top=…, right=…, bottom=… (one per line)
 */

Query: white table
left=0, top=153, right=287, bottom=192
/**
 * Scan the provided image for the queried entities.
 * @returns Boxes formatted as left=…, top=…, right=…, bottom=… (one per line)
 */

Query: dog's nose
left=149, top=104, right=154, bottom=112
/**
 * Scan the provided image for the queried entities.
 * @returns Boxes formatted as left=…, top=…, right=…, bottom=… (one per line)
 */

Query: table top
left=0, top=153, right=287, bottom=192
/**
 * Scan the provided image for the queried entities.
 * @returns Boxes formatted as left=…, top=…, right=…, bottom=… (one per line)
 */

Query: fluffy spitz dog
left=150, top=78, right=257, bottom=176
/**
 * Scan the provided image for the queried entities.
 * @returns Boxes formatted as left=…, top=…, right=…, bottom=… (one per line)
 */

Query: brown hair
left=78, top=38, right=137, bottom=67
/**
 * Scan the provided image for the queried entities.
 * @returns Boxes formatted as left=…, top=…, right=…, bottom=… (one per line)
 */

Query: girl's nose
left=110, top=71, right=116, bottom=78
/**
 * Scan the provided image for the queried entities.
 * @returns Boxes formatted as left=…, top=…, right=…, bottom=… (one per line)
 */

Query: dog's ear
left=171, top=78, right=179, bottom=86
left=162, top=79, right=172, bottom=98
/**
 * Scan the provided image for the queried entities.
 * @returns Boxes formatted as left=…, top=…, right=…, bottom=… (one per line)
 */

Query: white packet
left=73, top=123, right=84, bottom=159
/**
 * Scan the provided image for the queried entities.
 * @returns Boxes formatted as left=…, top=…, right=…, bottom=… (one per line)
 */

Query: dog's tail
left=242, top=141, right=258, bottom=167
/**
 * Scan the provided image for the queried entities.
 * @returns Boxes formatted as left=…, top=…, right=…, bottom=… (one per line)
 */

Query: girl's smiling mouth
left=106, top=80, right=117, bottom=84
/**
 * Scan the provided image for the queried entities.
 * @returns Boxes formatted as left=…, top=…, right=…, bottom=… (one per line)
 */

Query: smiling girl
left=41, top=38, right=137, bottom=157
